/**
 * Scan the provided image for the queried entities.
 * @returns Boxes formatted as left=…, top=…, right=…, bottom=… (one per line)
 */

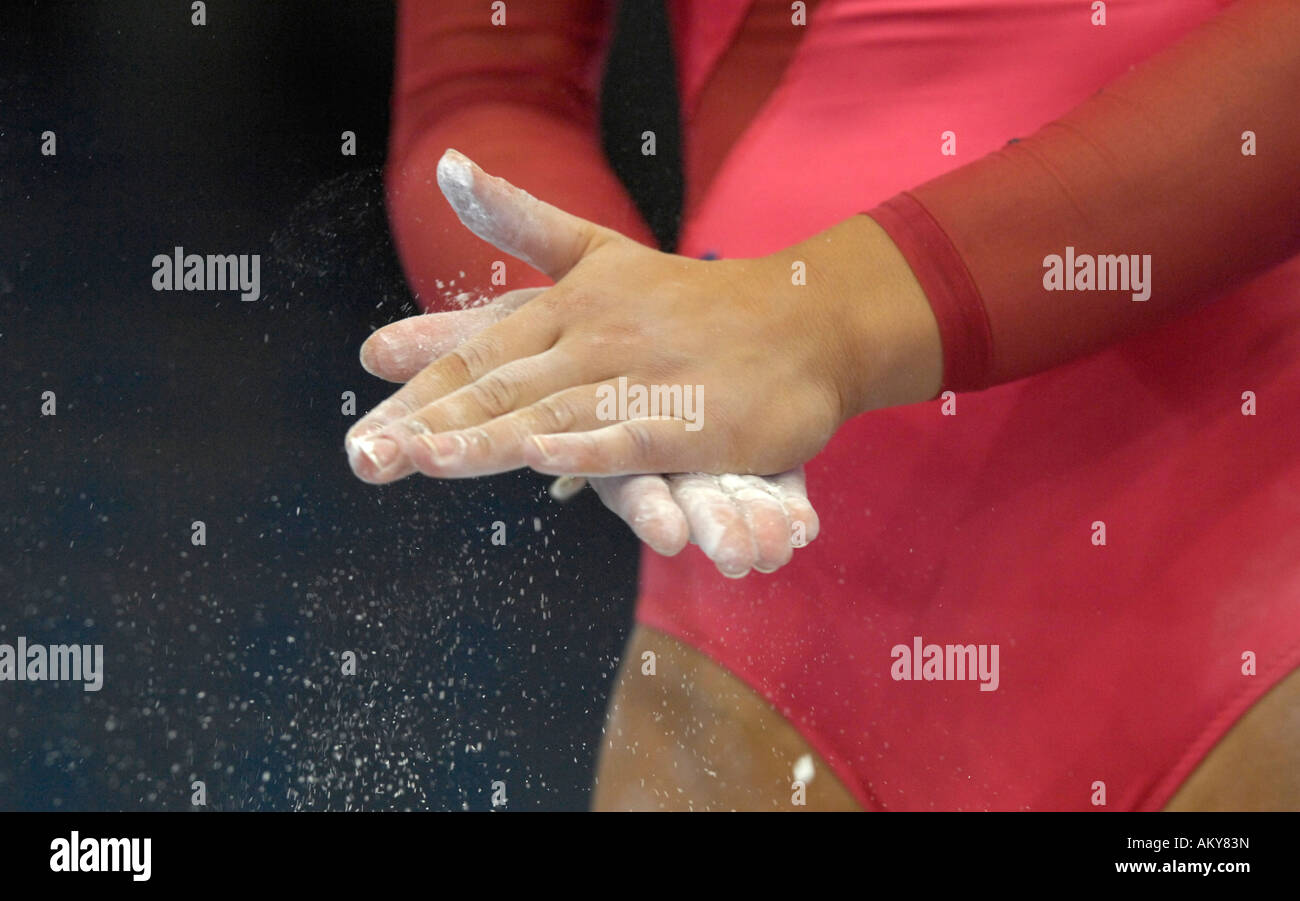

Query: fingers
left=665, top=470, right=820, bottom=578
left=589, top=475, right=690, bottom=557
left=523, top=418, right=723, bottom=477
left=436, top=149, right=615, bottom=281
left=348, top=149, right=642, bottom=484
left=548, top=475, right=587, bottom=501
left=383, top=302, right=563, bottom=423
left=667, top=474, right=762, bottom=578
left=713, top=475, right=796, bottom=574
left=345, top=304, right=564, bottom=482
left=392, top=380, right=611, bottom=478
left=359, top=288, right=546, bottom=382
left=767, top=467, right=820, bottom=547
left=344, top=395, right=423, bottom=483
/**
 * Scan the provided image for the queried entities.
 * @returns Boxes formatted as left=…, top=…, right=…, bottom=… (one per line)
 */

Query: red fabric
left=388, top=0, right=1300, bottom=809
left=867, top=193, right=991, bottom=394
left=643, top=0, right=1300, bottom=810
left=867, top=0, right=1300, bottom=390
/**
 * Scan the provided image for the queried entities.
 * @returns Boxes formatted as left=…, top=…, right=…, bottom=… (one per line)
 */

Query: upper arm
left=389, top=0, right=614, bottom=168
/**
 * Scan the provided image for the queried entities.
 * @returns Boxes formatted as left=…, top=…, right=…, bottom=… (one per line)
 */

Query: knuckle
left=576, top=226, right=610, bottom=261
left=622, top=420, right=657, bottom=462
left=537, top=287, right=573, bottom=318
left=552, top=285, right=598, bottom=318
left=466, top=371, right=517, bottom=418
left=463, top=426, right=492, bottom=454
left=531, top=394, right=575, bottom=433
left=403, top=413, right=435, bottom=436
left=572, top=321, right=648, bottom=363
left=449, top=334, right=498, bottom=382
left=348, top=397, right=414, bottom=440
left=379, top=394, right=418, bottom=421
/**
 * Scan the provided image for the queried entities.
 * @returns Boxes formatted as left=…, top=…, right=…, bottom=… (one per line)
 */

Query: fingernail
left=437, top=151, right=474, bottom=194
left=359, top=334, right=382, bottom=374
left=427, top=432, right=465, bottom=466
left=530, top=435, right=554, bottom=460
left=353, top=435, right=399, bottom=473
left=443, top=148, right=479, bottom=174
left=350, top=419, right=385, bottom=443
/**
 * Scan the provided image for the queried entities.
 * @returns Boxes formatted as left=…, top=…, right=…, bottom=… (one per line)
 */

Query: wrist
left=775, top=214, right=944, bottom=425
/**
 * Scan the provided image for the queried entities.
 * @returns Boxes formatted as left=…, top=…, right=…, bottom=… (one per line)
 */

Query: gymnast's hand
left=352, top=288, right=820, bottom=577
left=345, top=149, right=942, bottom=485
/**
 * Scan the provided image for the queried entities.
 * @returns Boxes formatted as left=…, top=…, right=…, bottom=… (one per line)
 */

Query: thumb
left=436, top=149, right=616, bottom=281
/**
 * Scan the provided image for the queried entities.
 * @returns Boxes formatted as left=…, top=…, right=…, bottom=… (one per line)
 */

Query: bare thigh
left=591, top=625, right=862, bottom=811
left=1164, top=664, right=1300, bottom=810
left=594, top=626, right=1300, bottom=811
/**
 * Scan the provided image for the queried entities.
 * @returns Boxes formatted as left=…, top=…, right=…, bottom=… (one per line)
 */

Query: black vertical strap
left=600, top=0, right=684, bottom=253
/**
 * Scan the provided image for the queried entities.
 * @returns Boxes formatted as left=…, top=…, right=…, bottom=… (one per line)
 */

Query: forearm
left=866, top=0, right=1300, bottom=392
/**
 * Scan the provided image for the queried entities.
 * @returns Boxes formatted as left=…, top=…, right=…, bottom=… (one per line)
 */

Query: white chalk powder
left=794, top=753, right=815, bottom=784
left=435, top=149, right=548, bottom=274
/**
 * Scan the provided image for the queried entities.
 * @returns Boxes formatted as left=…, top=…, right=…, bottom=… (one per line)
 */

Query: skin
left=357, top=294, right=824, bottom=576
left=592, top=626, right=862, bottom=811
left=1163, top=666, right=1300, bottom=811
left=348, top=151, right=936, bottom=577
left=344, top=151, right=944, bottom=484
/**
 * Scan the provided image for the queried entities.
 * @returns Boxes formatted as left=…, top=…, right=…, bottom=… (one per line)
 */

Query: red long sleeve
left=387, top=0, right=654, bottom=311
left=869, top=0, right=1300, bottom=392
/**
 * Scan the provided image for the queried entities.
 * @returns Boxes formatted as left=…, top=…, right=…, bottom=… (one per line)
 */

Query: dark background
left=0, top=0, right=680, bottom=810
